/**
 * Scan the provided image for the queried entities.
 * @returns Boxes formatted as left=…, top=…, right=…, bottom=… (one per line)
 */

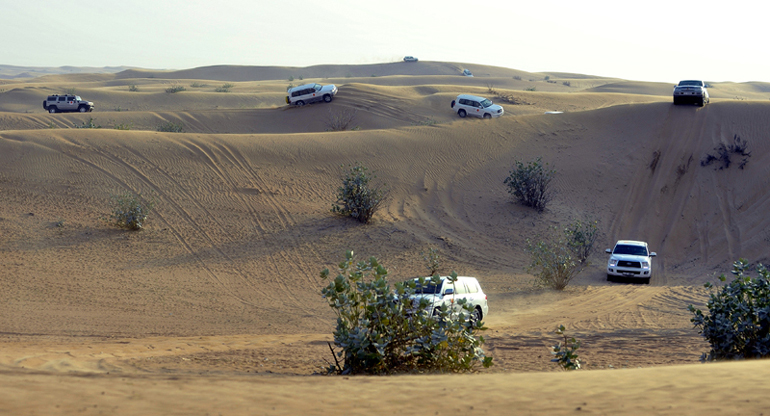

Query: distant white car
left=285, top=83, right=338, bottom=106
left=605, top=240, right=657, bottom=284
left=409, top=276, right=489, bottom=324
left=462, top=69, right=473, bottom=77
left=673, top=80, right=709, bottom=106
left=450, top=94, right=504, bottom=119
left=403, top=56, right=418, bottom=62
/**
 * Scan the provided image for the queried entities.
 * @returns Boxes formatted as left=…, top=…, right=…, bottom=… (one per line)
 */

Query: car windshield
left=678, top=81, right=702, bottom=86
left=480, top=98, right=493, bottom=108
left=313, top=84, right=322, bottom=92
left=413, top=279, right=443, bottom=295
left=613, top=244, right=648, bottom=256
left=75, top=96, right=82, bottom=101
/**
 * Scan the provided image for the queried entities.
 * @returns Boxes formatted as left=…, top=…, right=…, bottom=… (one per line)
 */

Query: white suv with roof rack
left=285, top=83, right=338, bottom=106
left=450, top=94, right=504, bottom=119
left=43, top=94, right=94, bottom=113
left=605, top=240, right=657, bottom=284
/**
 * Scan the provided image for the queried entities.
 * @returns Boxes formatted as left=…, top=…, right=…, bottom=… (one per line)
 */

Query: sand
left=1, top=61, right=770, bottom=415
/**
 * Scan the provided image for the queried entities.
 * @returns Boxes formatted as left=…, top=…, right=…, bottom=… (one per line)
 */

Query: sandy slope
left=1, top=63, right=769, bottom=414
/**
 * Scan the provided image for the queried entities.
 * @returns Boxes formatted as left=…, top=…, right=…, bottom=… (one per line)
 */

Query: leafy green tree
left=689, top=259, right=770, bottom=361
left=320, top=251, right=492, bottom=374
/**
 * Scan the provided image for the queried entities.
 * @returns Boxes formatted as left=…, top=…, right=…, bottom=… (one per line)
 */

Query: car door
left=64, top=96, right=77, bottom=111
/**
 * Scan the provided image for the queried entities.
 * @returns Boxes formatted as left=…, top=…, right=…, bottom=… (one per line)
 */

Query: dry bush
left=325, top=108, right=358, bottom=131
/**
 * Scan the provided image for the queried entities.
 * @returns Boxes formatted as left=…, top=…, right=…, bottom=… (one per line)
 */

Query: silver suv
left=43, top=94, right=94, bottom=113
left=673, top=80, right=709, bottom=106
left=409, top=276, right=489, bottom=323
left=605, top=240, right=657, bottom=284
left=285, top=83, right=337, bottom=106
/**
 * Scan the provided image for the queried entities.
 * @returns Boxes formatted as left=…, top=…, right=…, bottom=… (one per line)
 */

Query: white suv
left=285, top=83, right=338, bottom=106
left=450, top=94, right=504, bottom=119
left=409, top=276, right=489, bottom=323
left=43, top=94, right=94, bottom=113
left=673, top=80, right=709, bottom=106
left=605, top=240, right=657, bottom=284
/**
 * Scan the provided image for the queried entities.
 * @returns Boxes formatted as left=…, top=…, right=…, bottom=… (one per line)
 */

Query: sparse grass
left=114, top=122, right=133, bottom=130
left=156, top=121, right=184, bottom=133
left=325, top=108, right=358, bottom=131
left=190, top=82, right=208, bottom=88
left=74, top=118, right=101, bottom=129
left=215, top=83, right=234, bottom=93
left=412, top=118, right=438, bottom=126
left=165, top=85, right=186, bottom=93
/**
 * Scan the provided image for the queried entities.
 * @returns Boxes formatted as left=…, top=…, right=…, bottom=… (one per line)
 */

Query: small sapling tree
left=551, top=325, right=581, bottom=370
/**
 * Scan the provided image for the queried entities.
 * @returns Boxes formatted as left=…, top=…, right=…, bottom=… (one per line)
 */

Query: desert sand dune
left=1, top=63, right=769, bottom=414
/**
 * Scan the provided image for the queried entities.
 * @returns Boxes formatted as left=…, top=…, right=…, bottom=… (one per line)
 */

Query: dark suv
left=43, top=95, right=94, bottom=113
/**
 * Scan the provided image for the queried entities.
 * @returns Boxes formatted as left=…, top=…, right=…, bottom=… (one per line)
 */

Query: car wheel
left=48, top=107, right=57, bottom=113
left=672, top=97, right=678, bottom=105
left=483, top=113, right=492, bottom=119
left=643, top=277, right=651, bottom=285
left=607, top=274, right=613, bottom=282
left=470, top=308, right=482, bottom=326
left=323, top=94, right=332, bottom=103
left=458, top=109, right=466, bottom=118
left=698, top=98, right=705, bottom=107
left=78, top=106, right=88, bottom=113
left=296, top=100, right=305, bottom=107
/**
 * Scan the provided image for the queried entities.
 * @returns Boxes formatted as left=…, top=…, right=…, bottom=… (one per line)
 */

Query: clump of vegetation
left=486, top=83, right=496, bottom=94
left=165, top=85, right=186, bottom=93
left=107, top=191, right=156, bottom=230
left=689, top=259, right=770, bottom=361
left=513, top=75, right=522, bottom=81
left=156, top=121, right=184, bottom=133
left=551, top=325, right=581, bottom=370
left=422, top=246, right=441, bottom=276
left=562, top=81, right=571, bottom=87
left=527, top=226, right=585, bottom=290
left=189, top=82, right=207, bottom=88
left=325, top=108, right=358, bottom=131
left=320, top=251, right=493, bottom=375
left=503, top=157, right=555, bottom=212
left=74, top=117, right=101, bottom=129
left=563, top=218, right=599, bottom=263
left=544, top=75, right=551, bottom=81
left=701, top=134, right=751, bottom=170
left=286, top=84, right=294, bottom=91
left=128, top=84, right=139, bottom=92
left=66, top=87, right=77, bottom=95
left=114, top=122, right=133, bottom=131
left=331, top=163, right=387, bottom=224
left=525, top=86, right=537, bottom=92
left=412, top=118, right=438, bottom=126
left=215, top=83, right=234, bottom=93
left=288, top=75, right=294, bottom=82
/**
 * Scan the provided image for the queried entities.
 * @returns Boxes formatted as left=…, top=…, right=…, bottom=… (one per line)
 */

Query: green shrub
left=320, top=251, right=493, bottom=375
left=564, top=218, right=599, bottom=263
left=156, top=121, right=184, bottom=132
left=525, top=86, right=537, bottom=92
left=689, top=259, right=770, bottom=361
left=288, top=75, right=294, bottom=82
left=74, top=117, right=101, bottom=129
left=114, top=122, right=133, bottom=130
left=215, top=83, right=234, bottom=93
left=331, top=163, right=386, bottom=224
left=165, top=85, right=186, bottom=93
left=503, top=157, right=555, bottom=212
left=422, top=246, right=441, bottom=276
left=551, top=325, right=581, bottom=370
left=544, top=75, right=551, bottom=81
left=189, top=82, right=207, bottom=88
left=527, top=227, right=584, bottom=290
left=108, top=191, right=156, bottom=230
left=128, top=84, right=139, bottom=92
left=562, top=81, right=571, bottom=87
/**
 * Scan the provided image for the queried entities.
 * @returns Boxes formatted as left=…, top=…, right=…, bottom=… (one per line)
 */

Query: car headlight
left=609, top=259, right=618, bottom=267
left=642, top=261, right=650, bottom=269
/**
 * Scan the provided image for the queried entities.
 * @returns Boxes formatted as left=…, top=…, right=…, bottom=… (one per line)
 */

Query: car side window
left=454, top=281, right=468, bottom=295
left=467, top=281, right=479, bottom=293
left=58, top=97, right=66, bottom=102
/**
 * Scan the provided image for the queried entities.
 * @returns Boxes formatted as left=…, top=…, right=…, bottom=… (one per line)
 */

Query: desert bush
left=156, top=121, right=184, bottom=132
left=422, top=246, right=441, bottom=276
left=486, top=83, right=496, bottom=94
left=128, top=84, right=139, bottom=92
left=525, top=86, right=537, bottom=92
left=564, top=218, right=599, bottom=263
left=215, top=83, right=234, bottom=93
left=551, top=325, right=581, bottom=370
left=527, top=227, right=584, bottom=290
left=288, top=75, right=294, bottom=82
left=701, top=134, right=751, bottom=170
left=544, top=75, right=551, bottom=81
left=331, top=163, right=386, bottom=224
left=114, top=122, right=133, bottom=130
left=325, top=108, right=358, bottom=131
left=320, top=251, right=493, bottom=375
left=74, top=117, right=101, bottom=129
left=108, top=191, right=156, bottom=230
left=513, top=75, right=522, bottom=80
left=165, top=85, right=186, bottom=93
left=189, top=82, right=207, bottom=88
left=562, top=81, right=571, bottom=87
left=688, top=259, right=770, bottom=361
left=286, top=83, right=294, bottom=91
left=503, top=157, right=555, bottom=212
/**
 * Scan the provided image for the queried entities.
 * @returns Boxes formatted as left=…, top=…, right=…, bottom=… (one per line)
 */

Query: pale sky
left=4, top=0, right=769, bottom=83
